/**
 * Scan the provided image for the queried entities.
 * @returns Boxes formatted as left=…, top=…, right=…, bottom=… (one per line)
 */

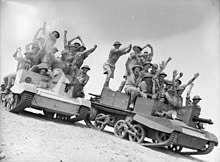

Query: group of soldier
left=3, top=22, right=97, bottom=97
left=2, top=22, right=202, bottom=109
left=103, top=41, right=202, bottom=110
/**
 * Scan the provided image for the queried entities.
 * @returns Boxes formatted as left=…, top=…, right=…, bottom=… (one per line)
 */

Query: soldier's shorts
left=103, top=62, right=115, bottom=79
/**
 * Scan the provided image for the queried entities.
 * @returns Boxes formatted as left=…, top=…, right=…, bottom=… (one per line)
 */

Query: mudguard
left=202, top=131, right=218, bottom=145
left=133, top=114, right=182, bottom=133
left=10, top=82, right=37, bottom=94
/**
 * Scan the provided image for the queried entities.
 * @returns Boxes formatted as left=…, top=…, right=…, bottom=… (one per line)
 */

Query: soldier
left=103, top=41, right=132, bottom=88
left=125, top=45, right=142, bottom=77
left=52, top=50, right=69, bottom=76
left=185, top=83, right=202, bottom=108
left=41, top=47, right=59, bottom=69
left=117, top=75, right=127, bottom=92
left=140, top=61, right=152, bottom=78
left=150, top=63, right=158, bottom=76
left=3, top=48, right=33, bottom=94
left=30, top=63, right=49, bottom=76
left=139, top=44, right=154, bottom=64
left=139, top=73, right=154, bottom=98
left=124, top=63, right=146, bottom=110
left=175, top=73, right=199, bottom=92
left=72, top=65, right=91, bottom=98
left=71, top=45, right=97, bottom=69
left=191, top=95, right=202, bottom=108
left=162, top=70, right=184, bottom=108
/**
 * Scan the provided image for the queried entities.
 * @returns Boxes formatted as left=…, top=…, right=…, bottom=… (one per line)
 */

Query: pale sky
left=0, top=0, right=219, bottom=161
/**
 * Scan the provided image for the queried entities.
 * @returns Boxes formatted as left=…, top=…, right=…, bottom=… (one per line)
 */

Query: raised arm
left=13, top=47, right=23, bottom=61
left=83, top=45, right=97, bottom=58
left=172, top=70, right=178, bottom=94
left=64, top=30, right=68, bottom=47
left=67, top=36, right=79, bottom=46
left=183, top=73, right=199, bottom=88
left=125, top=58, right=131, bottom=76
left=175, top=72, right=183, bottom=81
left=121, top=44, right=132, bottom=55
left=78, top=36, right=85, bottom=47
left=186, top=83, right=194, bottom=98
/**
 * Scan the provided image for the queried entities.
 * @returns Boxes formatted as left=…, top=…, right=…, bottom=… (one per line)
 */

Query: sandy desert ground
left=0, top=106, right=206, bottom=162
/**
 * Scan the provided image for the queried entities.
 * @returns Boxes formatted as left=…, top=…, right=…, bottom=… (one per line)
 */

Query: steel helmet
left=113, top=41, right=122, bottom=46
left=192, top=95, right=202, bottom=100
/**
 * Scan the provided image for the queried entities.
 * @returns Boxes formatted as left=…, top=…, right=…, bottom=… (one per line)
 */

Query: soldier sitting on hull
left=124, top=64, right=146, bottom=110
left=117, top=75, right=127, bottom=92
left=162, top=70, right=184, bottom=108
left=103, top=41, right=132, bottom=89
left=52, top=50, right=69, bottom=76
left=150, top=63, right=158, bottom=76
left=3, top=48, right=33, bottom=94
left=30, top=63, right=49, bottom=76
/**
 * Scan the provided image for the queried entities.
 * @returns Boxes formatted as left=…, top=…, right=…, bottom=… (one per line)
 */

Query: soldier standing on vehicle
left=125, top=45, right=142, bottom=77
left=72, top=65, right=91, bottom=98
left=140, top=61, right=152, bottom=78
left=139, top=44, right=154, bottom=64
left=103, top=41, right=132, bottom=88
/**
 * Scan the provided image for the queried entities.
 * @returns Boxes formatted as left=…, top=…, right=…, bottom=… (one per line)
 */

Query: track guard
left=133, top=114, right=182, bottom=134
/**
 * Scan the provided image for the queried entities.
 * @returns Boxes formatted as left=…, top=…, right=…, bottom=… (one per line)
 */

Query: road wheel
left=168, top=145, right=183, bottom=153
left=114, top=120, right=128, bottom=139
left=94, top=113, right=107, bottom=131
left=155, top=131, right=171, bottom=142
left=128, top=124, right=145, bottom=143
left=43, top=110, right=54, bottom=118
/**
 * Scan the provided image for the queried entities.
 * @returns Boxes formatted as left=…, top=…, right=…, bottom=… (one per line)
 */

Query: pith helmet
left=81, top=65, right=91, bottom=70
left=142, top=73, right=153, bottom=78
left=61, top=50, right=69, bottom=55
left=113, top=41, right=122, bottom=46
left=38, top=63, right=49, bottom=71
left=24, top=50, right=33, bottom=55
left=132, top=65, right=142, bottom=71
left=176, top=86, right=185, bottom=91
left=165, top=80, right=173, bottom=85
left=152, top=63, right=158, bottom=69
left=159, top=72, right=167, bottom=77
left=192, top=95, right=202, bottom=100
left=143, top=61, right=152, bottom=66
left=133, top=45, right=142, bottom=51
left=78, top=46, right=86, bottom=51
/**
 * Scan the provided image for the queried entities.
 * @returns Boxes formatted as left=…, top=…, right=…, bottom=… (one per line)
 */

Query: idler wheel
left=94, top=113, right=107, bottom=131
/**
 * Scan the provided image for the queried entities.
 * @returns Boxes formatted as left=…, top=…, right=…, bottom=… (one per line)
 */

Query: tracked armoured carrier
left=89, top=88, right=218, bottom=155
left=3, top=69, right=91, bottom=124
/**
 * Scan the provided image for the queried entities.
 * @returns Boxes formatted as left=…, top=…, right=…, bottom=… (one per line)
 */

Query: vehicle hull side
left=10, top=83, right=37, bottom=94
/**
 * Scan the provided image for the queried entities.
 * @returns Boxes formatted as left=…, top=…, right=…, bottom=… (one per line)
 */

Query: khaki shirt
left=76, top=70, right=90, bottom=87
